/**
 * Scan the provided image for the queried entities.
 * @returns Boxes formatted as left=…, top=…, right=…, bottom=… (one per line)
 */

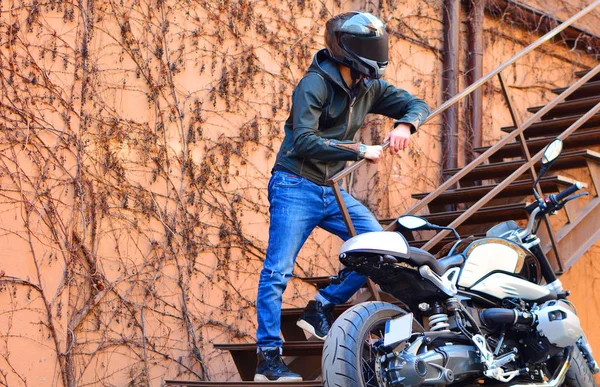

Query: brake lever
left=554, top=192, right=589, bottom=211
left=563, top=192, right=588, bottom=203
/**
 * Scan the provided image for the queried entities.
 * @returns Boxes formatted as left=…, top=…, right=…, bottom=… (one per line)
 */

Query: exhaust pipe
left=510, top=348, right=572, bottom=387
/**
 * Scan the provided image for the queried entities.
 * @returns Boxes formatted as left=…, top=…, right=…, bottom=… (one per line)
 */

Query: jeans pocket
left=272, top=171, right=303, bottom=187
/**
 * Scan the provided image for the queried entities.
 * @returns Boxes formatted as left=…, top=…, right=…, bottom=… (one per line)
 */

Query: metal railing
left=328, top=0, right=600, bottom=268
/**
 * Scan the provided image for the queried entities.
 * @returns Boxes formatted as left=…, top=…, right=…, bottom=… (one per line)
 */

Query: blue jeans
left=256, top=170, right=383, bottom=349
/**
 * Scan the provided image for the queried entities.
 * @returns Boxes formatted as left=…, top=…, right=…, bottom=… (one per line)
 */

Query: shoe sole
left=254, top=374, right=303, bottom=382
left=296, top=319, right=327, bottom=341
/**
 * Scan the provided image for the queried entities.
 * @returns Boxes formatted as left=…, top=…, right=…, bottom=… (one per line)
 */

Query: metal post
left=468, top=0, right=486, bottom=159
left=497, top=72, right=563, bottom=273
left=442, top=0, right=461, bottom=172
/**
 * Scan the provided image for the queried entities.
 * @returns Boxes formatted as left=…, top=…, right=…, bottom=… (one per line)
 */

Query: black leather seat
left=437, top=254, right=464, bottom=274
left=408, top=247, right=464, bottom=276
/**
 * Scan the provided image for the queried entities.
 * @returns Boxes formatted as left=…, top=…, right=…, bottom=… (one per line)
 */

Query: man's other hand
left=364, top=145, right=383, bottom=163
left=385, top=124, right=411, bottom=155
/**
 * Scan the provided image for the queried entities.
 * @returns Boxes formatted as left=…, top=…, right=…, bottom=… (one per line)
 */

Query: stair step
left=527, top=96, right=600, bottom=119
left=165, top=381, right=322, bottom=387
left=280, top=299, right=389, bottom=341
left=297, top=276, right=336, bottom=290
left=407, top=234, right=475, bottom=252
left=474, top=130, right=600, bottom=160
left=411, top=175, right=579, bottom=206
left=500, top=114, right=600, bottom=138
left=282, top=302, right=393, bottom=341
left=380, top=203, right=529, bottom=227
left=575, top=69, right=600, bottom=82
left=213, top=341, right=324, bottom=381
left=443, top=150, right=600, bottom=183
left=551, top=80, right=600, bottom=100
left=214, top=341, right=323, bottom=356
left=299, top=272, right=445, bottom=289
left=425, top=203, right=529, bottom=226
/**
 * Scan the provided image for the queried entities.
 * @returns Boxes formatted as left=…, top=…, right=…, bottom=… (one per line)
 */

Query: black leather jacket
left=274, top=49, right=430, bottom=186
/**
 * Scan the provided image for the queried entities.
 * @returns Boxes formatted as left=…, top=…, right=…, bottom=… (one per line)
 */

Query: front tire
left=322, top=301, right=409, bottom=387
left=564, top=346, right=597, bottom=387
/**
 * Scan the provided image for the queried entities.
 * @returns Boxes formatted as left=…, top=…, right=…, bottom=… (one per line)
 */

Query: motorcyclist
left=254, top=11, right=430, bottom=382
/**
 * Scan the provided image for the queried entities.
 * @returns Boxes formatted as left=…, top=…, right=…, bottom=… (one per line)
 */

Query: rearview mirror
left=397, top=215, right=429, bottom=230
left=542, top=138, right=563, bottom=165
left=533, top=138, right=563, bottom=199
left=397, top=215, right=461, bottom=240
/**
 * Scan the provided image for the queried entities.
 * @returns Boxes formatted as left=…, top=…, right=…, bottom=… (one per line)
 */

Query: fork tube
left=529, top=243, right=558, bottom=284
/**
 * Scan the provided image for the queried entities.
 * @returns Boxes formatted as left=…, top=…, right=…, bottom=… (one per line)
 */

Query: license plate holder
left=383, top=313, right=413, bottom=348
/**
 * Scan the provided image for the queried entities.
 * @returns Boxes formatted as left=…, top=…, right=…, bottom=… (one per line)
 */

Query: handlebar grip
left=525, top=201, right=539, bottom=213
left=553, top=182, right=584, bottom=203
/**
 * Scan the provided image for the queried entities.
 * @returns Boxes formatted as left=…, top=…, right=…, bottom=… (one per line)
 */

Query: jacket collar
left=307, top=49, right=374, bottom=100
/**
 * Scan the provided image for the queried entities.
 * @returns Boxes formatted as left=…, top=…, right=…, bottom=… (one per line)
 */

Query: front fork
left=578, top=333, right=600, bottom=374
left=526, top=240, right=560, bottom=290
left=527, top=236, right=599, bottom=374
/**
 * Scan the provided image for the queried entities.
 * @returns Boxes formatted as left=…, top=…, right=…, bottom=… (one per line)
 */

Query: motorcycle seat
left=409, top=247, right=464, bottom=276
left=437, top=254, right=464, bottom=274
left=409, top=247, right=444, bottom=275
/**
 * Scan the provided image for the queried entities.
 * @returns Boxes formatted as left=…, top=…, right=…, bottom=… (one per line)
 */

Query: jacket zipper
left=343, top=98, right=356, bottom=140
left=325, top=95, right=356, bottom=185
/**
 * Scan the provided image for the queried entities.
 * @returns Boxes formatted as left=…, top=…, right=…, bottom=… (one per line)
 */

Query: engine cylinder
left=534, top=300, right=582, bottom=348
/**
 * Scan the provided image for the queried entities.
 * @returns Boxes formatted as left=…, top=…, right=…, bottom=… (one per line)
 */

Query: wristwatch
left=358, top=144, right=367, bottom=159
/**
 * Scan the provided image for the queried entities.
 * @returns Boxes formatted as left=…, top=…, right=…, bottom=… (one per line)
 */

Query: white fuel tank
left=458, top=238, right=544, bottom=301
left=470, top=273, right=551, bottom=300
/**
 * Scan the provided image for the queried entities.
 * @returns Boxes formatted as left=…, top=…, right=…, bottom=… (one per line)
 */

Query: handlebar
left=549, top=182, right=585, bottom=204
left=525, top=181, right=587, bottom=218
left=519, top=182, right=586, bottom=241
left=525, top=201, right=539, bottom=213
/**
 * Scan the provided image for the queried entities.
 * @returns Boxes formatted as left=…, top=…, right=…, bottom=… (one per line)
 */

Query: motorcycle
left=322, top=138, right=599, bottom=386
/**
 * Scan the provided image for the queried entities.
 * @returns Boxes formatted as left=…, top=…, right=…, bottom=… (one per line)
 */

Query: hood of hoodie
left=307, top=49, right=374, bottom=99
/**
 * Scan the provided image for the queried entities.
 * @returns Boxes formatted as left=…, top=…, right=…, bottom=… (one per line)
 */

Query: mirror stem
left=433, top=225, right=460, bottom=240
left=449, top=228, right=460, bottom=240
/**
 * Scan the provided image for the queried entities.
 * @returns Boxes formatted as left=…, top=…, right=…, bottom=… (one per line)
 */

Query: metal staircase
left=164, top=3, right=600, bottom=387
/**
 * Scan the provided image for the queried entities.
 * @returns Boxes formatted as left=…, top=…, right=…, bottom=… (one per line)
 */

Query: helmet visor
left=342, top=34, right=389, bottom=63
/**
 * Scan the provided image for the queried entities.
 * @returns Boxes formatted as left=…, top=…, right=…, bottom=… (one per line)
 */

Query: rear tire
left=321, top=301, right=409, bottom=387
left=564, top=346, right=597, bottom=387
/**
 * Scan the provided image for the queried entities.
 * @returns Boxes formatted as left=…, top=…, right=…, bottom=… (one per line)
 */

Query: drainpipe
left=442, top=0, right=460, bottom=173
left=467, top=0, right=485, bottom=162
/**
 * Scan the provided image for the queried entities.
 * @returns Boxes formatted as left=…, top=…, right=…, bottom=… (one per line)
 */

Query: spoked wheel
left=361, top=318, right=386, bottom=386
left=322, top=301, right=417, bottom=387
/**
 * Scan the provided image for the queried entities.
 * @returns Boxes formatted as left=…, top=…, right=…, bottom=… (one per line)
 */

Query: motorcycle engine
left=522, top=300, right=582, bottom=364
left=533, top=300, right=582, bottom=348
left=481, top=300, right=582, bottom=364
left=517, top=300, right=581, bottom=364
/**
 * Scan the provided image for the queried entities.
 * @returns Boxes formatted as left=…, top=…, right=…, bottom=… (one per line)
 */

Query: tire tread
left=564, top=347, right=597, bottom=387
left=322, top=301, right=406, bottom=387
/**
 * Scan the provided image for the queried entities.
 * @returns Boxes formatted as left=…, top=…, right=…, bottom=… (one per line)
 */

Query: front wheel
left=322, top=301, right=409, bottom=387
left=564, top=346, right=597, bottom=387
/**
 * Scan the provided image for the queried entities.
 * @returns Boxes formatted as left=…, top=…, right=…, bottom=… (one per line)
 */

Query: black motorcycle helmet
left=325, top=12, right=389, bottom=79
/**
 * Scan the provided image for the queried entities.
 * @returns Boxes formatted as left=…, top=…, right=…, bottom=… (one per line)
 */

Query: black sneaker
left=254, top=348, right=303, bottom=382
left=296, top=300, right=334, bottom=340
